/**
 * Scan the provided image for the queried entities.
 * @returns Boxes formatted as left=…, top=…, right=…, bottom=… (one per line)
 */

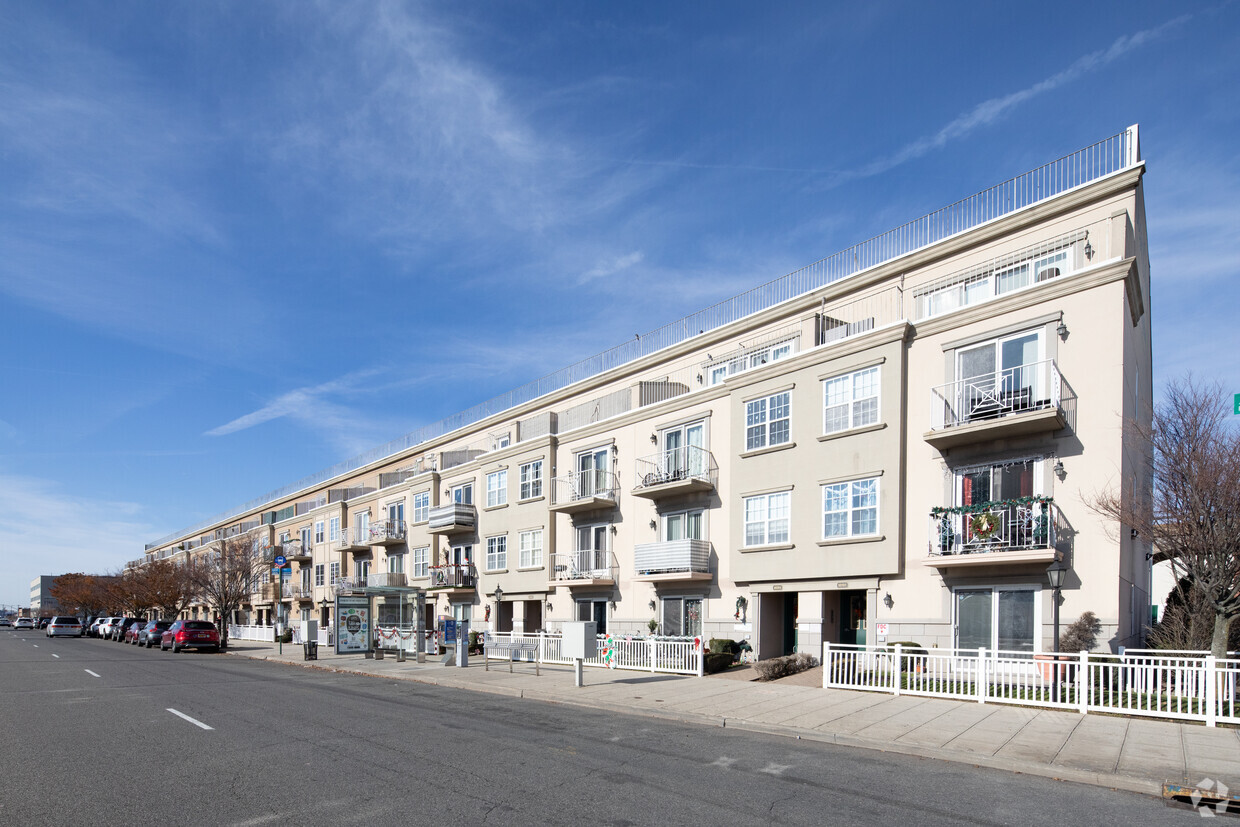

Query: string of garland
left=929, top=495, right=1053, bottom=517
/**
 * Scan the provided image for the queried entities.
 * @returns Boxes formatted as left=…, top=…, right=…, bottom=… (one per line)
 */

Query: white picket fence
left=485, top=632, right=704, bottom=677
left=824, top=643, right=1240, bottom=727
left=229, top=624, right=331, bottom=647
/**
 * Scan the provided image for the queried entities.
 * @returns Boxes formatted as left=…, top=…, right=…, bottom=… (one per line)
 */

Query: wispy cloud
left=842, top=14, right=1193, bottom=183
left=579, top=251, right=644, bottom=284
left=0, top=473, right=153, bottom=603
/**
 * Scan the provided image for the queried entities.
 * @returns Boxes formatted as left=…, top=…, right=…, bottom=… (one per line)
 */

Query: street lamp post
left=1046, top=564, right=1067, bottom=703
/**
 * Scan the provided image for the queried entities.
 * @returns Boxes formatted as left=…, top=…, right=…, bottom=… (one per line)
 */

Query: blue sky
left=2, top=1, right=1238, bottom=610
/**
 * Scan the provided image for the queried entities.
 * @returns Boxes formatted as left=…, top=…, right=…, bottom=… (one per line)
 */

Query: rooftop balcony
left=551, top=550, right=616, bottom=587
left=631, top=447, right=717, bottom=499
left=925, top=497, right=1061, bottom=569
left=925, top=360, right=1070, bottom=450
left=428, top=504, right=477, bottom=535
left=550, top=470, right=618, bottom=514
left=633, top=539, right=712, bottom=583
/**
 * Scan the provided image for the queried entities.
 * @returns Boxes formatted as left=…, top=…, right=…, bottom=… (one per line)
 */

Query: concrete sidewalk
left=223, top=641, right=1240, bottom=797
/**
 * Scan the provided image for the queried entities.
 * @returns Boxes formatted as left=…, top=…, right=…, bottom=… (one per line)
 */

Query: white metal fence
left=824, top=643, right=1240, bottom=727
left=484, top=632, right=703, bottom=677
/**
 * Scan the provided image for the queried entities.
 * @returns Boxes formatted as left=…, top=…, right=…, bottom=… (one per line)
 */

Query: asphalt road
left=0, top=631, right=1211, bottom=825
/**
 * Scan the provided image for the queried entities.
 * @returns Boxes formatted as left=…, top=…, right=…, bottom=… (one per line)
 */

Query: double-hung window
left=518, top=529, right=543, bottom=568
left=387, top=553, right=404, bottom=574
left=328, top=516, right=341, bottom=543
left=300, top=526, right=312, bottom=551
left=412, top=546, right=429, bottom=578
left=486, top=535, right=507, bottom=571
left=745, top=392, right=791, bottom=451
left=328, top=561, right=340, bottom=583
left=314, top=520, right=325, bottom=544
left=823, top=367, right=879, bottom=434
left=412, top=492, right=429, bottom=523
left=822, top=478, right=879, bottom=539
left=487, top=470, right=507, bottom=507
left=314, top=564, right=325, bottom=587
left=743, top=492, right=790, bottom=546
left=519, top=460, right=543, bottom=500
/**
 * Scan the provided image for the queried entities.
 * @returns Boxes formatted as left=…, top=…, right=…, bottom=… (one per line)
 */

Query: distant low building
left=30, top=575, right=61, bottom=616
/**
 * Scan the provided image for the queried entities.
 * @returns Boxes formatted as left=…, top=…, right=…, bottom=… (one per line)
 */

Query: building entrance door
left=839, top=591, right=866, bottom=646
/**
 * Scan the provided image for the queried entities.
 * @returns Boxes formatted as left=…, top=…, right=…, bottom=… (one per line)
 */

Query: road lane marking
left=52, top=654, right=60, bottom=658
left=85, top=669, right=100, bottom=678
left=167, top=708, right=214, bottom=730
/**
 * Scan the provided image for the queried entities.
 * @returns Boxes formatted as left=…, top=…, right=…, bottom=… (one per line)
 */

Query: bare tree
left=1094, top=377, right=1240, bottom=657
left=107, top=568, right=155, bottom=617
left=186, top=532, right=267, bottom=650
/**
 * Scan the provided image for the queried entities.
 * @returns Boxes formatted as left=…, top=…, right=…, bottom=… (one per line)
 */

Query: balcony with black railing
left=926, top=497, right=1061, bottom=569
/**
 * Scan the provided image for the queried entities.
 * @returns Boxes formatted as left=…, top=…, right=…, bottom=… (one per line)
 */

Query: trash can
left=303, top=641, right=318, bottom=661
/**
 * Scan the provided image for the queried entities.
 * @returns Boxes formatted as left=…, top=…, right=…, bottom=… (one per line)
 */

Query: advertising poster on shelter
left=336, top=596, right=370, bottom=654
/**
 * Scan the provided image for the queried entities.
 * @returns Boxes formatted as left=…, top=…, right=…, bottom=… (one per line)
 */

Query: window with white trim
left=519, top=460, right=543, bottom=500
left=707, top=337, right=797, bottom=386
left=314, top=564, right=325, bottom=587
left=743, top=491, right=790, bottom=546
left=412, top=491, right=429, bottom=523
left=357, top=560, right=370, bottom=580
left=452, top=482, right=473, bottom=505
left=518, top=529, right=544, bottom=568
left=314, top=520, right=325, bottom=544
left=387, top=553, right=404, bottom=574
left=412, top=546, right=429, bottom=578
left=328, top=561, right=340, bottom=582
left=300, top=526, right=312, bottom=550
left=487, top=470, right=507, bottom=507
left=328, top=516, right=341, bottom=542
left=823, top=366, right=879, bottom=434
left=822, top=477, right=879, bottom=539
left=486, top=535, right=507, bottom=571
left=387, top=501, right=405, bottom=524
left=745, top=391, right=791, bottom=450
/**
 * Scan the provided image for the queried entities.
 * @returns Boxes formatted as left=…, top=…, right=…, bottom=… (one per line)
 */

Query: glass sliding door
left=954, top=586, right=1039, bottom=654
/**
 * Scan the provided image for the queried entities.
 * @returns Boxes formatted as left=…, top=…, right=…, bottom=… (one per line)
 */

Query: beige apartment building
left=140, top=126, right=1152, bottom=661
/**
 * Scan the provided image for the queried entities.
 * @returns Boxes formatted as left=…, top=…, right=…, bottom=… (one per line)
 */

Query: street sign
left=1234, top=393, right=1240, bottom=416
left=274, top=555, right=287, bottom=567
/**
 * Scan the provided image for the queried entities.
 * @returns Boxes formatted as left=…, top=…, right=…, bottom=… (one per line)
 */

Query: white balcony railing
left=928, top=498, right=1057, bottom=556
left=633, top=446, right=717, bottom=490
left=366, top=572, right=407, bottom=588
left=551, top=550, right=616, bottom=582
left=929, top=359, right=1061, bottom=431
left=551, top=470, right=618, bottom=506
left=359, top=520, right=406, bottom=544
left=429, top=563, right=477, bottom=589
left=633, top=538, right=711, bottom=576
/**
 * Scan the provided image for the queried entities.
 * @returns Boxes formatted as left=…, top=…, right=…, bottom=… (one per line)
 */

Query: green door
left=840, top=591, right=866, bottom=646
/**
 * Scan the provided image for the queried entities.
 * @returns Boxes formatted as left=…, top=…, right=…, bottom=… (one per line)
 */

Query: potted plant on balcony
left=647, top=618, right=658, bottom=636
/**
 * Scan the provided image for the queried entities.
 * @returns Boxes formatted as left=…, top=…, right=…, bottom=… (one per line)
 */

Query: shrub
left=1059, top=611, right=1102, bottom=652
left=887, top=641, right=927, bottom=670
left=704, top=652, right=735, bottom=674
left=278, top=628, right=293, bottom=644
left=752, top=651, right=818, bottom=681
left=708, top=638, right=739, bottom=657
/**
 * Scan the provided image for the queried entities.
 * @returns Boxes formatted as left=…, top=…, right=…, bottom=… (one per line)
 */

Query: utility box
left=562, top=621, right=597, bottom=659
left=301, top=620, right=319, bottom=642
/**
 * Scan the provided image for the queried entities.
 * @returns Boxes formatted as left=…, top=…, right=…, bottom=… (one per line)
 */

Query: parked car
left=13, top=617, right=34, bottom=630
left=123, top=622, right=145, bottom=645
left=96, top=617, right=120, bottom=639
left=138, top=620, right=174, bottom=648
left=46, top=616, right=83, bottom=637
left=0, top=617, right=11, bottom=628
left=161, top=620, right=220, bottom=653
left=37, top=617, right=51, bottom=629
left=113, top=618, right=142, bottom=642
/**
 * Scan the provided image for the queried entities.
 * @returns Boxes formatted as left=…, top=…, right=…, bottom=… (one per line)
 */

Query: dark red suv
left=161, top=620, right=220, bottom=653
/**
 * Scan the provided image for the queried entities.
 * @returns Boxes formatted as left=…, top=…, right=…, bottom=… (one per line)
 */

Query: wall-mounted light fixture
left=883, top=592, right=894, bottom=610
left=1057, top=319, right=1069, bottom=339
left=650, top=433, right=657, bottom=444
left=610, top=524, right=618, bottom=534
left=544, top=599, right=553, bottom=613
left=696, top=373, right=703, bottom=384
left=1084, top=239, right=1094, bottom=260
left=649, top=519, right=657, bottom=530
left=1053, top=459, right=1066, bottom=480
left=648, top=599, right=656, bottom=612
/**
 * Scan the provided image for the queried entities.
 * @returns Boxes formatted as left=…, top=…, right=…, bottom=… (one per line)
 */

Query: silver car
left=46, top=616, right=83, bottom=637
